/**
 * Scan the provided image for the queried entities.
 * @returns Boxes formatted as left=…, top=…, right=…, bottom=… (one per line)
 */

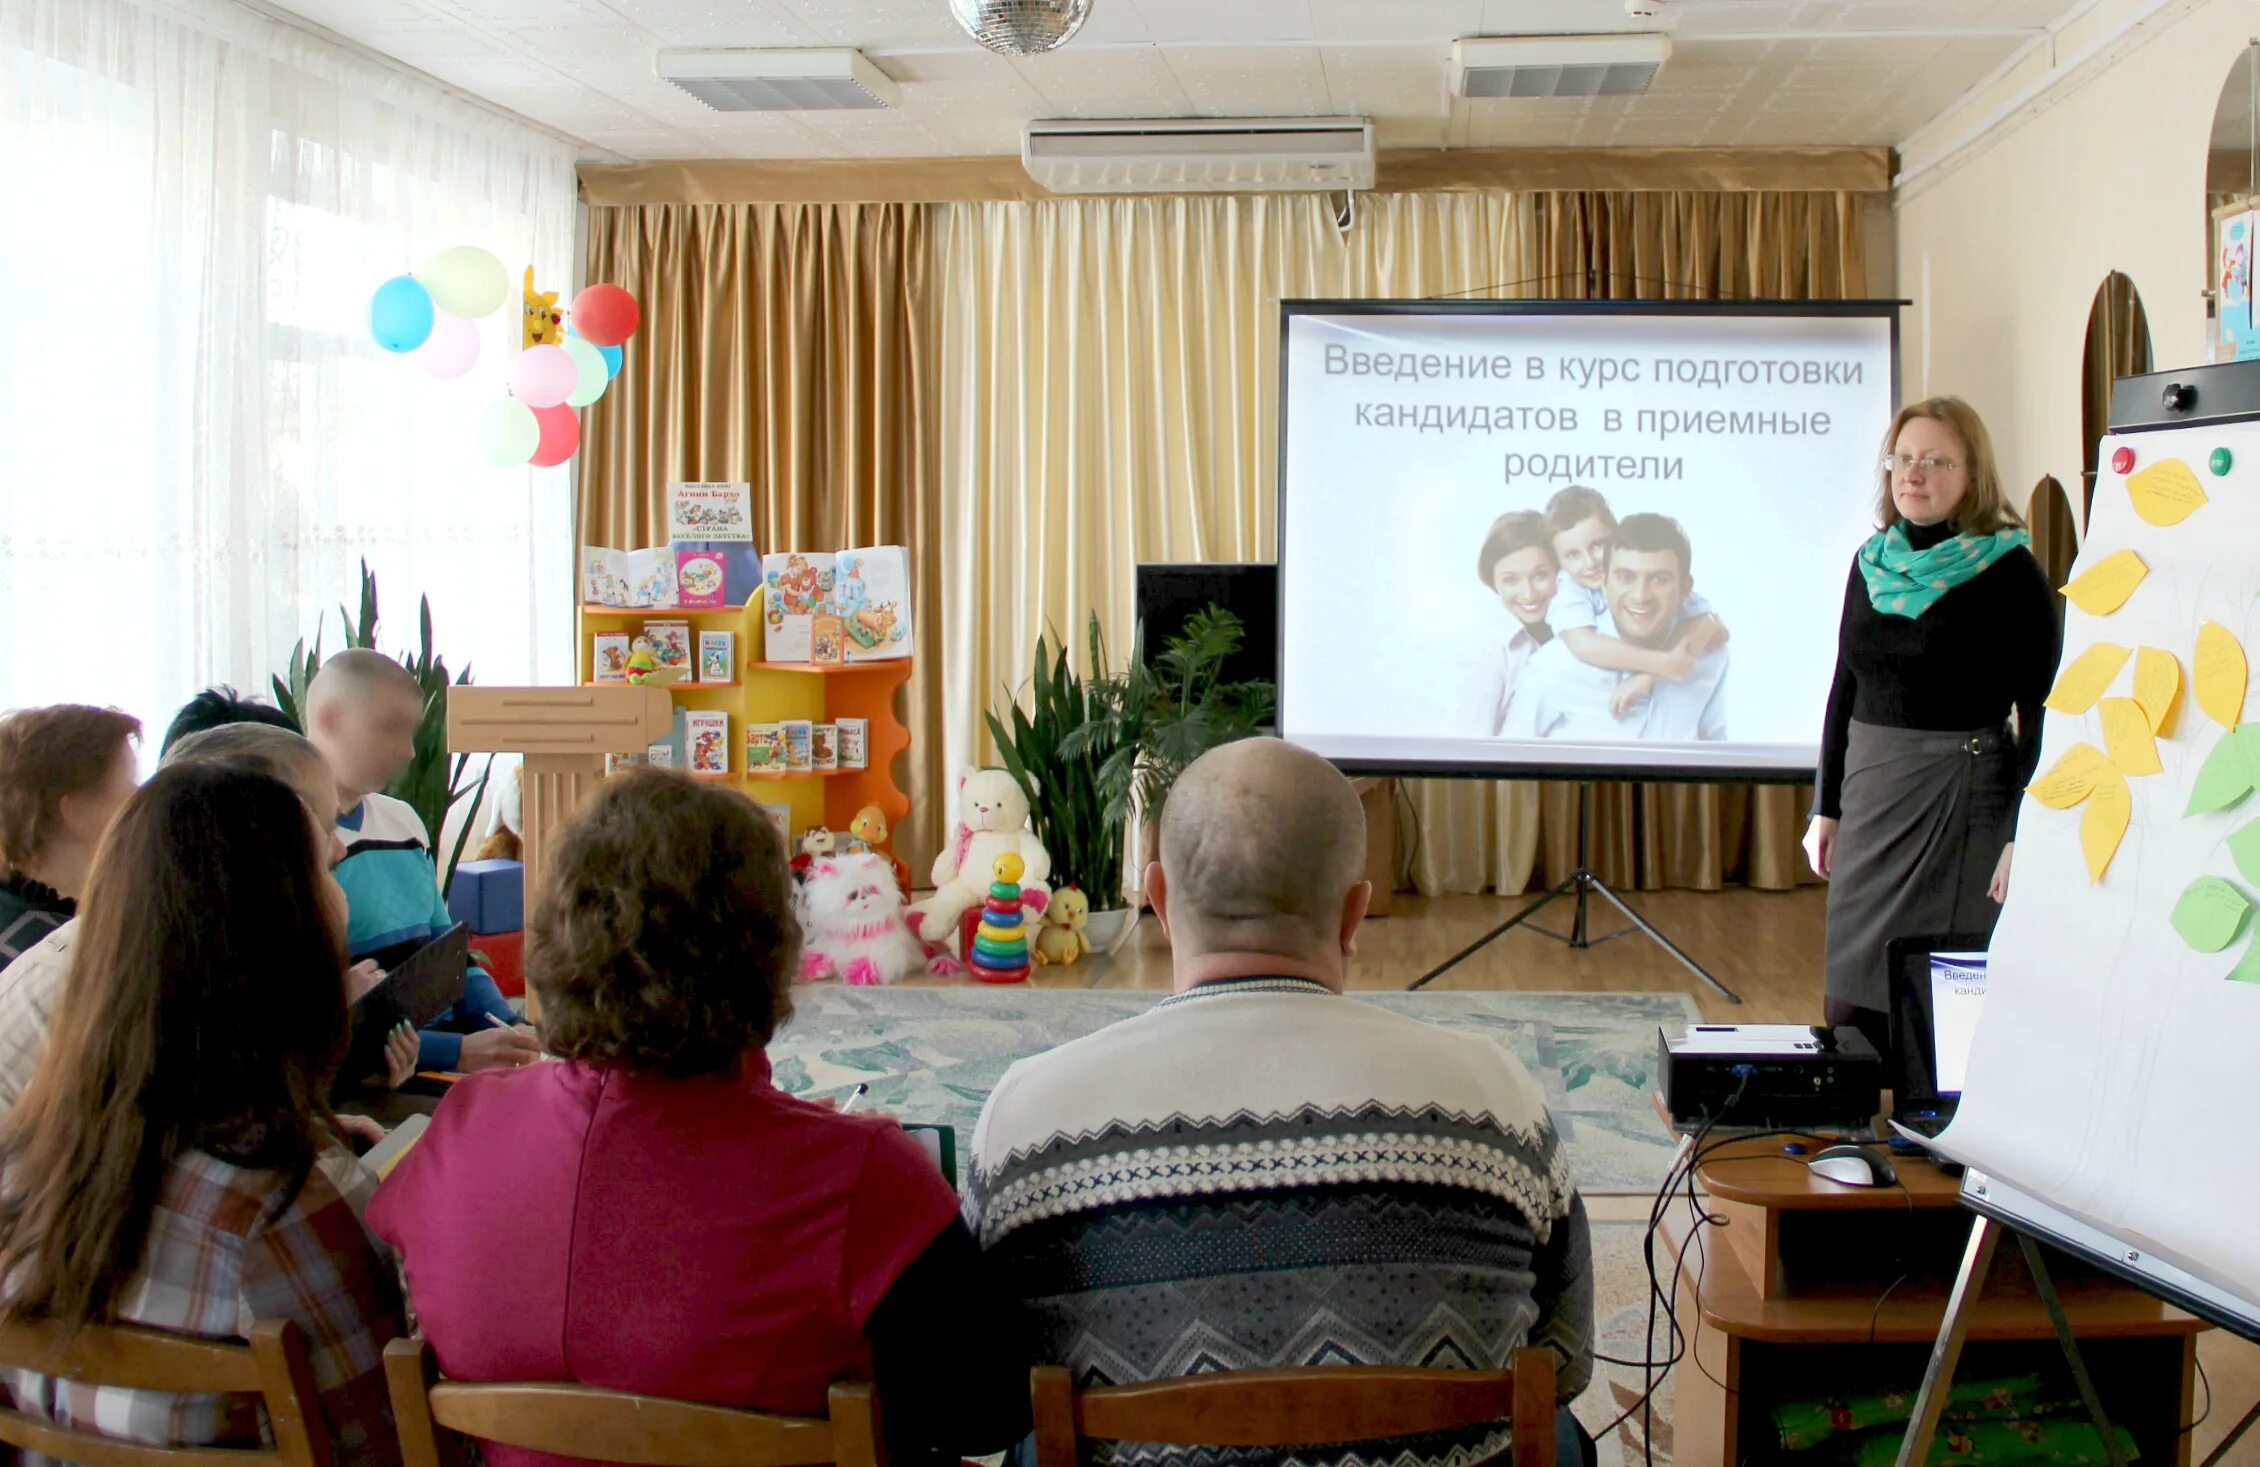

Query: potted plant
left=987, top=616, right=1136, bottom=952
left=273, top=559, right=491, bottom=895
left=1067, top=603, right=1276, bottom=860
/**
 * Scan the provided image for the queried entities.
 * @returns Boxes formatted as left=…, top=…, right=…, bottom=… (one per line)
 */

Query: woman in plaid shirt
left=0, top=760, right=403, bottom=1467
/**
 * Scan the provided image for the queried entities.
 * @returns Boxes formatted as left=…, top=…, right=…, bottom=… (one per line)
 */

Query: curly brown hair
left=527, top=770, right=799, bottom=1077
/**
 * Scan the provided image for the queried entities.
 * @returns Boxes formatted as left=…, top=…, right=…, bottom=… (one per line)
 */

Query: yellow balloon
left=419, top=246, right=509, bottom=319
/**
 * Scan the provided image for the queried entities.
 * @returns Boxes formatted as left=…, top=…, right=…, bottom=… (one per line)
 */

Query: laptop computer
left=1885, top=934, right=1991, bottom=1140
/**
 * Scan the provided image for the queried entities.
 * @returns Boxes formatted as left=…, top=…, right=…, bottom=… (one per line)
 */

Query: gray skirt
left=1823, top=719, right=2016, bottom=1012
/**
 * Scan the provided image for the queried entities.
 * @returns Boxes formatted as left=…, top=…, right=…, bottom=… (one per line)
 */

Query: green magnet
left=2211, top=446, right=2233, bottom=475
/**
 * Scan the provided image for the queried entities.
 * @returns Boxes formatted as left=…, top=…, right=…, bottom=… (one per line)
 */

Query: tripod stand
left=1407, top=781, right=1742, bottom=1001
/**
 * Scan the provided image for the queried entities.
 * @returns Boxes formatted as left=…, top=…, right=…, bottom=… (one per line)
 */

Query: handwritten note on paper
left=2195, top=621, right=2249, bottom=729
left=2061, top=550, right=2149, bottom=616
left=2171, top=876, right=2251, bottom=953
left=2080, top=766, right=2133, bottom=883
left=2125, top=459, right=2210, bottom=527
left=2030, top=743, right=2114, bottom=809
left=2045, top=642, right=2131, bottom=715
left=2133, top=647, right=2183, bottom=737
left=2100, top=697, right=2163, bottom=775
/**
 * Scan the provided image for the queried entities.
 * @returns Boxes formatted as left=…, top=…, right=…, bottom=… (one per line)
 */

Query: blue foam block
left=448, top=858, right=524, bottom=935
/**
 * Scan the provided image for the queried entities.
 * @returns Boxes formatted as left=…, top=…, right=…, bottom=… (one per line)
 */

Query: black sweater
left=1814, top=522, right=2062, bottom=822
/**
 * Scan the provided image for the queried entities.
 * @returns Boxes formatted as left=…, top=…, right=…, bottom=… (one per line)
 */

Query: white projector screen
left=1278, top=301, right=1899, bottom=781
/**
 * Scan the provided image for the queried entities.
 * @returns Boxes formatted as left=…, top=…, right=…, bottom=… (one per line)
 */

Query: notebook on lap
left=344, top=924, right=469, bottom=1085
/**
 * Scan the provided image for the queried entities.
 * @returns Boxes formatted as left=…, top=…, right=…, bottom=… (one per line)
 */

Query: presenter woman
left=1804, top=398, right=2059, bottom=1058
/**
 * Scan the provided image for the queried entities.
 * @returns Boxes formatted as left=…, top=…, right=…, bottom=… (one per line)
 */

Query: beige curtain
left=579, top=202, right=945, bottom=872
left=938, top=189, right=1861, bottom=897
left=2080, top=272, right=2153, bottom=524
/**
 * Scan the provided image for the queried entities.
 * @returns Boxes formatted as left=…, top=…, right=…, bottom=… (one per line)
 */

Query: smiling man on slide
left=1503, top=512, right=1727, bottom=743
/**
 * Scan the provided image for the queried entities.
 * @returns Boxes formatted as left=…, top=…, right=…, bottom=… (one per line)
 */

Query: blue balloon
left=599, top=342, right=623, bottom=379
left=370, top=275, right=434, bottom=354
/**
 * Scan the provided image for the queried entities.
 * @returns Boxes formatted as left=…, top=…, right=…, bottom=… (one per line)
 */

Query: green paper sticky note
left=2186, top=728, right=2258, bottom=815
left=2232, top=821, right=2260, bottom=886
left=2171, top=877, right=2250, bottom=952
left=2232, top=931, right=2260, bottom=984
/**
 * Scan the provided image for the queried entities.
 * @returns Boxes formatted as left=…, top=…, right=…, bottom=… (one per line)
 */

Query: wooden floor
left=1016, top=885, right=2260, bottom=1463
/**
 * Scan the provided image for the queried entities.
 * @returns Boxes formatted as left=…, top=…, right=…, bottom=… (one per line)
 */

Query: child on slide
left=1544, top=484, right=1729, bottom=718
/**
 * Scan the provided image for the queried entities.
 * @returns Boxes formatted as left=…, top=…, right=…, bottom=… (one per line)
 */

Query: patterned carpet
left=768, top=985, right=1698, bottom=1195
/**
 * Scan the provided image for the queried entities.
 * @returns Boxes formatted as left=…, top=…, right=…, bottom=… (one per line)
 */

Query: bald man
left=963, top=739, right=1596, bottom=1467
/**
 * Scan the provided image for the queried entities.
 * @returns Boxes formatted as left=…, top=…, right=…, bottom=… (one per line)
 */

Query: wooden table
left=1657, top=1129, right=2207, bottom=1466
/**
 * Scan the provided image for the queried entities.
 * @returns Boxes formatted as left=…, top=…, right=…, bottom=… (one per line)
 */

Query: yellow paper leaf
left=2099, top=697, right=2162, bottom=775
left=2061, top=550, right=2149, bottom=616
left=2029, top=742, right=2113, bottom=809
left=2132, top=647, right=2183, bottom=737
left=2044, top=642, right=2131, bottom=714
left=2080, top=766, right=2133, bottom=883
left=2125, top=459, right=2209, bottom=526
left=2195, top=620, right=2249, bottom=729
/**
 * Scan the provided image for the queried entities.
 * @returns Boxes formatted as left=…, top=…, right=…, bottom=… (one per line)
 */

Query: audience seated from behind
left=0, top=705, right=141, bottom=967
left=0, top=721, right=417, bottom=1119
left=306, top=650, right=537, bottom=1074
left=369, top=771, right=1032, bottom=1467
left=962, top=738, right=1598, bottom=1467
left=0, top=762, right=404, bottom=1467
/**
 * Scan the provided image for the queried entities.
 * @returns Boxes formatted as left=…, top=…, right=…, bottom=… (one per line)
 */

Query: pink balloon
left=529, top=403, right=581, bottom=468
left=510, top=344, right=576, bottom=409
left=413, top=314, right=479, bottom=379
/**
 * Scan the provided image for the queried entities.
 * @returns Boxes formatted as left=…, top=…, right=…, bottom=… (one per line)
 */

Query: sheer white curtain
left=0, top=0, right=579, bottom=752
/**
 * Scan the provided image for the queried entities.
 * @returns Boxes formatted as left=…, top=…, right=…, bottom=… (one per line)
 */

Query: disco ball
left=949, top=0, right=1094, bottom=56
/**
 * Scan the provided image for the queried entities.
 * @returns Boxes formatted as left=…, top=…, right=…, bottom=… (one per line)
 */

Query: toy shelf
left=741, top=768, right=862, bottom=781
left=582, top=680, right=742, bottom=690
left=580, top=603, right=751, bottom=617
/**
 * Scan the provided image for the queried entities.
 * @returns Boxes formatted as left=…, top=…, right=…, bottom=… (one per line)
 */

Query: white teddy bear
left=908, top=767, right=1051, bottom=959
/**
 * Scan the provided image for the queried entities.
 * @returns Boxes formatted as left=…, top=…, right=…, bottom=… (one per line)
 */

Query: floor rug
left=769, top=986, right=1697, bottom=1196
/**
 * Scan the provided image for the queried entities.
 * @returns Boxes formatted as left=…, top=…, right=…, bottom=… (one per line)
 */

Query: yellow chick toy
left=521, top=265, right=563, bottom=349
left=1032, top=885, right=1092, bottom=966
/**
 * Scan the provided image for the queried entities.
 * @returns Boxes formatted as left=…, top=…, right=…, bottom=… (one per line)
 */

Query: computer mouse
left=1807, top=1145, right=1897, bottom=1187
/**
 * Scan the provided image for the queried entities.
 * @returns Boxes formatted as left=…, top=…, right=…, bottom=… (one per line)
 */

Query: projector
left=1660, top=1024, right=1881, bottom=1132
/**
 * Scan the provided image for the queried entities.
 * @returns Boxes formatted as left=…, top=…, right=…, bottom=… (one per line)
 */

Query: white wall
left=1896, top=0, right=2249, bottom=508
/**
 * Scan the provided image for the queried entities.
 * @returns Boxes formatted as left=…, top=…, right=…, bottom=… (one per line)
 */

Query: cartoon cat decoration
left=521, top=266, right=564, bottom=349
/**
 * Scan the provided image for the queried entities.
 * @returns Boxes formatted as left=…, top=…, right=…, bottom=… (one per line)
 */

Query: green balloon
left=477, top=399, right=539, bottom=466
left=419, top=246, right=509, bottom=319
left=563, top=334, right=609, bottom=408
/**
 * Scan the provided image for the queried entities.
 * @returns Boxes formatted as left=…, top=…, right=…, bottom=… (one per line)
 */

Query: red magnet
left=2109, top=445, right=2134, bottom=475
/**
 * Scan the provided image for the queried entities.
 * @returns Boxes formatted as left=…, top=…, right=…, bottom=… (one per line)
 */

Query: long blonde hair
left=1877, top=397, right=2023, bottom=534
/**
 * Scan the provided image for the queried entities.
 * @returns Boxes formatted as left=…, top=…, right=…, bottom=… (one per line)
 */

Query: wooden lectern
left=446, top=686, right=675, bottom=909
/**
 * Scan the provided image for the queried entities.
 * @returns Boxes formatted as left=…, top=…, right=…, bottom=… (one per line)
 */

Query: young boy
left=1544, top=485, right=1729, bottom=717
left=306, top=650, right=538, bottom=1074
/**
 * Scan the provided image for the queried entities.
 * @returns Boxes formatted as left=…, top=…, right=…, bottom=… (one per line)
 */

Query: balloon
left=510, top=344, right=576, bottom=409
left=529, top=403, right=580, bottom=468
left=598, top=342, right=623, bottom=379
left=369, top=275, right=434, bottom=353
left=477, top=399, right=539, bottom=467
left=418, top=245, right=509, bottom=319
left=570, top=283, right=639, bottom=346
left=562, top=334, right=609, bottom=408
left=412, top=313, right=479, bottom=379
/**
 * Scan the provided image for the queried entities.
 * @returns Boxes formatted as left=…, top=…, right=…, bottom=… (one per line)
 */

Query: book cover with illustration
left=592, top=633, right=631, bottom=684
left=835, top=717, right=868, bottom=769
left=675, top=548, right=728, bottom=610
left=782, top=720, right=813, bottom=772
left=667, top=483, right=754, bottom=543
left=744, top=722, right=787, bottom=772
left=642, top=619, right=693, bottom=674
left=811, top=614, right=845, bottom=664
left=761, top=552, right=835, bottom=662
left=811, top=723, right=838, bottom=771
left=835, top=547, right=912, bottom=661
left=698, top=631, right=734, bottom=684
left=581, top=546, right=680, bottom=608
left=686, top=711, right=730, bottom=777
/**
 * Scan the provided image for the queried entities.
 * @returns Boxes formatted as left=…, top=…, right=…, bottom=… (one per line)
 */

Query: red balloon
left=571, top=284, right=640, bottom=347
left=529, top=403, right=581, bottom=468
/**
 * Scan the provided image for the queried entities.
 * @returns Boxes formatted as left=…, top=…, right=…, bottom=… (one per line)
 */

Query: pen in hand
left=838, top=1082, right=870, bottom=1114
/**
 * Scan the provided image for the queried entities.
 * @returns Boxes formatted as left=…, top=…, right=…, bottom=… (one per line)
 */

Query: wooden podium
left=446, top=686, right=675, bottom=908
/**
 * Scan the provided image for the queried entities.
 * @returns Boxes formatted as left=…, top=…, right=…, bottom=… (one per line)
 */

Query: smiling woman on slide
left=1805, top=398, right=2060, bottom=1060
left=1467, top=510, right=1562, bottom=735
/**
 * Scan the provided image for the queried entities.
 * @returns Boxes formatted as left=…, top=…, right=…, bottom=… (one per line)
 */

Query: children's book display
left=763, top=548, right=912, bottom=664
left=685, top=711, right=730, bottom=777
left=698, top=631, right=734, bottom=684
left=642, top=619, right=692, bottom=679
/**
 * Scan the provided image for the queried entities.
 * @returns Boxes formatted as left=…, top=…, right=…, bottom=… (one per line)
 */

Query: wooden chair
left=0, top=1315, right=333, bottom=1467
left=383, top=1337, right=886, bottom=1467
left=1030, top=1350, right=1558, bottom=1467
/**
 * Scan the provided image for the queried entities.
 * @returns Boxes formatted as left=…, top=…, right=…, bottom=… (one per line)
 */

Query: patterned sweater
left=962, top=976, right=1593, bottom=1467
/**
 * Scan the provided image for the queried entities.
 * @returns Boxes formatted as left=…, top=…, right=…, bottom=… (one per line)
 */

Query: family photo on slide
left=1464, top=485, right=1730, bottom=743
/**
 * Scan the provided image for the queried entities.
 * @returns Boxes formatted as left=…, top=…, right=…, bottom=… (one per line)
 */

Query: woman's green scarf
left=1856, top=523, right=2030, bottom=618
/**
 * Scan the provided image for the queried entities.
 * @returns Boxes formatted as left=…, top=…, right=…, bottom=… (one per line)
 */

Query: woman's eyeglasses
left=1882, top=453, right=1963, bottom=475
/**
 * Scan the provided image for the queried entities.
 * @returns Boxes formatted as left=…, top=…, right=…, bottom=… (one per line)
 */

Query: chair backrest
left=0, top=1315, right=331, bottom=1467
left=1030, top=1350, right=1557, bottom=1467
left=383, top=1337, right=886, bottom=1467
